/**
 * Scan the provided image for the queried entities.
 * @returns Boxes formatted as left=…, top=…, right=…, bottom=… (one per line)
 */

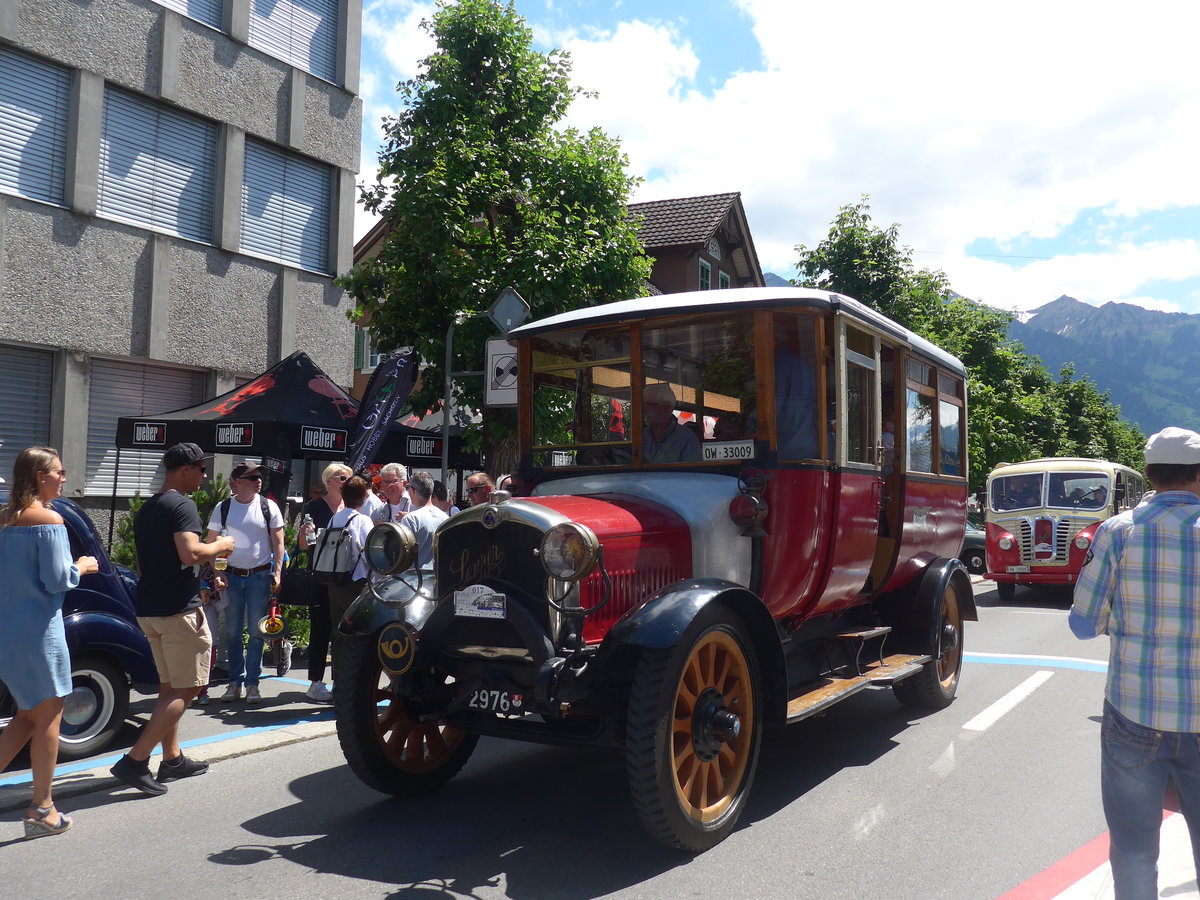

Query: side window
left=698, top=258, right=712, bottom=291
left=773, top=314, right=820, bottom=460
left=843, top=325, right=877, bottom=466
left=905, top=361, right=964, bottom=475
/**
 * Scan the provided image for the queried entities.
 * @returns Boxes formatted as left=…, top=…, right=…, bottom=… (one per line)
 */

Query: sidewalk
left=0, top=673, right=336, bottom=812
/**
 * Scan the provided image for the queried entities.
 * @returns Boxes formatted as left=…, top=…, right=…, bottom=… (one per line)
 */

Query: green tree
left=793, top=197, right=1145, bottom=489
left=339, top=0, right=652, bottom=473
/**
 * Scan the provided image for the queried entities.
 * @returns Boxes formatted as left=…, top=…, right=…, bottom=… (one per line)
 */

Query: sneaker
left=221, top=683, right=242, bottom=702
left=156, top=753, right=209, bottom=783
left=245, top=685, right=262, bottom=704
left=195, top=693, right=210, bottom=706
left=276, top=640, right=293, bottom=678
left=110, top=754, right=167, bottom=796
left=305, top=681, right=333, bottom=704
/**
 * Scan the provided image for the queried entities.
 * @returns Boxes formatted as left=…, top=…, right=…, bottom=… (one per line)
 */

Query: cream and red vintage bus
left=335, top=287, right=975, bottom=851
left=983, top=457, right=1144, bottom=602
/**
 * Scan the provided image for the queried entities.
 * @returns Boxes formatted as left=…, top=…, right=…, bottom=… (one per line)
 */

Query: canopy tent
left=115, top=350, right=477, bottom=468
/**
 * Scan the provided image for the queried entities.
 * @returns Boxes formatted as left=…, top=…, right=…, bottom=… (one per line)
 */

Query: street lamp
left=441, top=288, right=530, bottom=481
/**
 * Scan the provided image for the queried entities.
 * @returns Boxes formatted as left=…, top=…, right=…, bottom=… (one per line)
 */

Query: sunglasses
left=466, top=485, right=489, bottom=494
left=193, top=463, right=207, bottom=474
left=240, top=474, right=262, bottom=481
left=44, top=469, right=67, bottom=478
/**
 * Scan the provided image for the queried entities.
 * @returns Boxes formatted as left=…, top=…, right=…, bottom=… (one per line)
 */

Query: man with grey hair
left=373, top=462, right=411, bottom=524
left=642, top=382, right=700, bottom=463
left=399, top=471, right=448, bottom=569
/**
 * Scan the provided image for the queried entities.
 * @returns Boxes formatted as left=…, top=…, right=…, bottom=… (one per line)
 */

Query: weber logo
left=215, top=423, right=254, bottom=448
left=301, top=426, right=347, bottom=453
left=132, top=422, right=166, bottom=445
left=406, top=435, right=441, bottom=458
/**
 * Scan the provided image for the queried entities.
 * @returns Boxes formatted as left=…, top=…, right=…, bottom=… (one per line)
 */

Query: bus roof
left=987, top=458, right=1141, bottom=479
left=507, top=287, right=966, bottom=376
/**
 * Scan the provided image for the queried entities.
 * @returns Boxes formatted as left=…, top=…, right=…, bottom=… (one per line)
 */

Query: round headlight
left=998, top=536, right=1014, bottom=551
left=365, top=522, right=418, bottom=576
left=1074, top=534, right=1092, bottom=550
left=539, top=523, right=600, bottom=581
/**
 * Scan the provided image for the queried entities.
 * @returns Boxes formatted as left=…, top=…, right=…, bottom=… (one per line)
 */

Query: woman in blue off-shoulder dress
left=0, top=447, right=98, bottom=839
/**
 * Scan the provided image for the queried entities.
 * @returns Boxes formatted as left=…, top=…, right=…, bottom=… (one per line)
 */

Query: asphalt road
left=1, top=579, right=1196, bottom=899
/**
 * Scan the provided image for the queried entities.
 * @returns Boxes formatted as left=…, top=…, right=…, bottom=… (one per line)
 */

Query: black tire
left=625, top=606, right=762, bottom=852
left=58, top=656, right=129, bottom=761
left=334, top=633, right=478, bottom=797
left=894, top=580, right=964, bottom=710
left=963, top=550, right=985, bottom=576
left=997, top=582, right=1016, bottom=603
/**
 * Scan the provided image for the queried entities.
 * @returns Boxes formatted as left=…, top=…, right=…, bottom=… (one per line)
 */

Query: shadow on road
left=211, top=689, right=926, bottom=898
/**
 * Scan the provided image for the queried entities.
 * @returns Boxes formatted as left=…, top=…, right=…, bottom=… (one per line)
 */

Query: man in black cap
left=110, top=442, right=234, bottom=796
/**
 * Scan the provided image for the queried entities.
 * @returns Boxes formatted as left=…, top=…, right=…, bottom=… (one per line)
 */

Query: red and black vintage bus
left=336, top=287, right=975, bottom=851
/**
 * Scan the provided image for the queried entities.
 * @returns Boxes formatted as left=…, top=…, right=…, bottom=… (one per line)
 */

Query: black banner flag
left=344, top=348, right=418, bottom=473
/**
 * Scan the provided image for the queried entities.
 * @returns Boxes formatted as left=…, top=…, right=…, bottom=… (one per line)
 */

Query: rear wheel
left=334, top=633, right=477, bottom=797
left=894, top=580, right=964, bottom=710
left=625, top=606, right=762, bottom=852
left=59, top=656, right=129, bottom=761
left=997, top=582, right=1016, bottom=603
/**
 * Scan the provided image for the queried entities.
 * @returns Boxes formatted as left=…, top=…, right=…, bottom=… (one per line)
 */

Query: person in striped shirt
left=1070, top=426, right=1200, bottom=900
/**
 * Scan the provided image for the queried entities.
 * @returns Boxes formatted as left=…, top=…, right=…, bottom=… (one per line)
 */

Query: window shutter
left=98, top=89, right=218, bottom=243
left=85, top=359, right=206, bottom=497
left=354, top=329, right=365, bottom=370
left=241, top=139, right=332, bottom=272
left=248, top=0, right=338, bottom=82
left=0, top=346, right=54, bottom=502
left=153, top=0, right=224, bottom=28
left=0, top=48, right=70, bottom=206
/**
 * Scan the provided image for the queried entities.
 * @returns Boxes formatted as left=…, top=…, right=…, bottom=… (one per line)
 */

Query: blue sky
left=357, top=0, right=1200, bottom=316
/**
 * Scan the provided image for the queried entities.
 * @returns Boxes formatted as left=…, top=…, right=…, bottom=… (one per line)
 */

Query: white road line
left=962, top=670, right=1055, bottom=732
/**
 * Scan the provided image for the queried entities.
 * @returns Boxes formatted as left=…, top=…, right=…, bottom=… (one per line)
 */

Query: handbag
left=276, top=547, right=319, bottom=607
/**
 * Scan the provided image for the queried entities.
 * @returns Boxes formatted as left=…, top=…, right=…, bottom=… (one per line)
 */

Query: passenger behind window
left=774, top=321, right=817, bottom=459
left=642, top=383, right=701, bottom=463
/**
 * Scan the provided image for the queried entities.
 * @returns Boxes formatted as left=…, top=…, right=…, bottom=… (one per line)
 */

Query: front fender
left=339, top=573, right=440, bottom=637
left=606, top=577, right=789, bottom=725
left=62, top=610, right=158, bottom=690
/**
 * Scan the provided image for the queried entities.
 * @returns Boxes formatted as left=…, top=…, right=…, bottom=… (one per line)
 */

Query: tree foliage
left=793, top=197, right=1145, bottom=489
left=338, top=0, right=652, bottom=473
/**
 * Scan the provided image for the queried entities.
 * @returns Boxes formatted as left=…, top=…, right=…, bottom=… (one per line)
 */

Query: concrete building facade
left=0, top=0, right=362, bottom=518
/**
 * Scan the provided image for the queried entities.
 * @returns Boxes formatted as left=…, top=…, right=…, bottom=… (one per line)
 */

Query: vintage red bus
left=335, top=287, right=975, bottom=851
left=984, top=457, right=1145, bottom=601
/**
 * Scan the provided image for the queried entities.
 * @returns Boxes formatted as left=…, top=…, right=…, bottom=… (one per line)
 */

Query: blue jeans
left=224, top=570, right=272, bottom=687
left=1101, top=701, right=1200, bottom=899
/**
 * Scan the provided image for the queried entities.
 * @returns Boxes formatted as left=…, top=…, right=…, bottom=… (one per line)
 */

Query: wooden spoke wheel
left=626, top=606, right=762, bottom=851
left=335, top=633, right=477, bottom=796
left=895, top=579, right=964, bottom=709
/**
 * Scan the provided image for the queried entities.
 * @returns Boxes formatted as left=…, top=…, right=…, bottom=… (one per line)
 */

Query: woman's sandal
left=23, top=805, right=73, bottom=839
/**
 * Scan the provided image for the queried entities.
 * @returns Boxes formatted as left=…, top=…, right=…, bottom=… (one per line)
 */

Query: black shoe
left=156, top=753, right=209, bottom=783
left=110, top=754, right=168, bottom=796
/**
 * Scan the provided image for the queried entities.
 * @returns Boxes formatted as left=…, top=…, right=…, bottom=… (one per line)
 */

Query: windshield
left=990, top=472, right=1045, bottom=511
left=1046, top=472, right=1110, bottom=511
left=529, top=314, right=760, bottom=468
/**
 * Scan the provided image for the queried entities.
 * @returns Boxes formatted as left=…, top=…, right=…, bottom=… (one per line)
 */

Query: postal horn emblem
left=378, top=622, right=417, bottom=675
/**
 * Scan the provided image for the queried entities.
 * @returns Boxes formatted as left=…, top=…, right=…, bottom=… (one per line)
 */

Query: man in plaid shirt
left=1070, top=426, right=1200, bottom=900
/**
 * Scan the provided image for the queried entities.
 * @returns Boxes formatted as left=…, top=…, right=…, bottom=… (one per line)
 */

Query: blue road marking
left=965, top=652, right=1107, bottom=673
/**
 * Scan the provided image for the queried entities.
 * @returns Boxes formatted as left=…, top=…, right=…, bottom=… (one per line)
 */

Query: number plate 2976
left=467, top=688, right=523, bottom=713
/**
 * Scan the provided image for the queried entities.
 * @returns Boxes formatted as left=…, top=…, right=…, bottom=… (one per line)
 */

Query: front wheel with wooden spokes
left=894, top=579, right=964, bottom=709
left=626, top=606, right=762, bottom=852
left=335, top=634, right=478, bottom=797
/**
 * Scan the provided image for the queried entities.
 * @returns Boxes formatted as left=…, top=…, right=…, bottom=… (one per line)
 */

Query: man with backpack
left=205, top=462, right=285, bottom=704
left=312, top=475, right=372, bottom=686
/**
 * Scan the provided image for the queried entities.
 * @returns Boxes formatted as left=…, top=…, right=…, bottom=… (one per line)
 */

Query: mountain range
left=1010, top=296, right=1200, bottom=436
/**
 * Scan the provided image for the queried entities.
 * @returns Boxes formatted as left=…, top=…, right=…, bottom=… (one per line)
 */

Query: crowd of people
left=0, top=440, right=514, bottom=838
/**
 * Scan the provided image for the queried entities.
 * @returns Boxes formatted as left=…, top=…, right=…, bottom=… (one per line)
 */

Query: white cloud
left=354, top=0, right=1200, bottom=312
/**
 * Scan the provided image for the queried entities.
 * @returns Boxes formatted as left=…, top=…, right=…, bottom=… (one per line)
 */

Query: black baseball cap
left=163, top=442, right=205, bottom=469
left=231, top=461, right=265, bottom=479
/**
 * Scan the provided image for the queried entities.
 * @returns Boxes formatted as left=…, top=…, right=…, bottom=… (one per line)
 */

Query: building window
left=0, top=345, right=54, bottom=502
left=248, top=0, right=339, bottom=83
left=241, top=139, right=332, bottom=272
left=85, top=358, right=206, bottom=497
left=719, top=271, right=731, bottom=290
left=0, top=48, right=71, bottom=207
left=152, top=0, right=223, bottom=28
left=355, top=329, right=382, bottom=372
left=699, top=258, right=711, bottom=291
left=97, top=89, right=218, bottom=243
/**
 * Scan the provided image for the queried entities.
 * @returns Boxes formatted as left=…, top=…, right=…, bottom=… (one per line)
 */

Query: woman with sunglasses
left=0, top=447, right=98, bottom=838
left=296, top=463, right=351, bottom=703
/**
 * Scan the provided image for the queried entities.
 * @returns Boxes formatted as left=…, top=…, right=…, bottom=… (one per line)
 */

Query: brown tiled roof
left=627, top=192, right=740, bottom=248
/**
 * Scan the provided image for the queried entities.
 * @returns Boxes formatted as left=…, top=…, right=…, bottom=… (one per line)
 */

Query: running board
left=785, top=653, right=931, bottom=724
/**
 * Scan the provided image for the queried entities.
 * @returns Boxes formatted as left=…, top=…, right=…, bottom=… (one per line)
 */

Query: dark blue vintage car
left=0, top=498, right=158, bottom=760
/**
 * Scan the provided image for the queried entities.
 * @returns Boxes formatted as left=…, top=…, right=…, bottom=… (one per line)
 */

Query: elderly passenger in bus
left=642, top=383, right=701, bottom=463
